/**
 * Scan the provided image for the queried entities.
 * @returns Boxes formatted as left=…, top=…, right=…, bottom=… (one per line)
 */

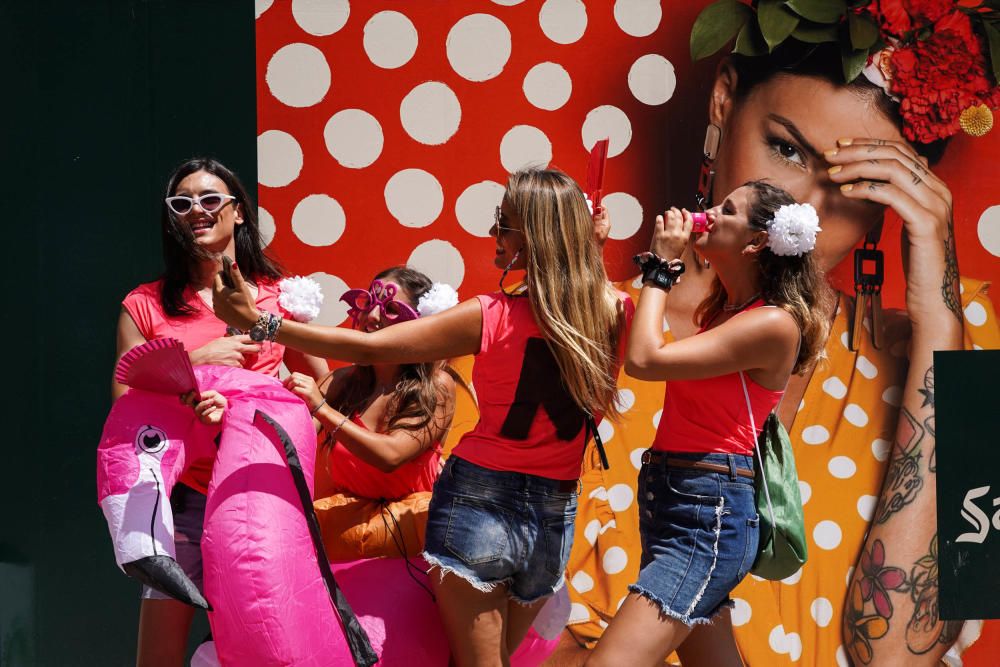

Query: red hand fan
left=586, top=137, right=610, bottom=209
left=114, top=338, right=199, bottom=396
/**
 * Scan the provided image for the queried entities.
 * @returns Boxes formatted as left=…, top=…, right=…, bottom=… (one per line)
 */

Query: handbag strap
left=739, top=371, right=776, bottom=529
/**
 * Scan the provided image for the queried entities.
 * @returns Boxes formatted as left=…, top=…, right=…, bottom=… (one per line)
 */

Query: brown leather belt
left=640, top=449, right=755, bottom=479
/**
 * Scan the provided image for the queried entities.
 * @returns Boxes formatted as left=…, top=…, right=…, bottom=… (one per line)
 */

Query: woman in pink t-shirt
left=113, top=157, right=327, bottom=667
left=587, top=182, right=832, bottom=666
left=283, top=266, right=457, bottom=502
left=212, top=168, right=630, bottom=665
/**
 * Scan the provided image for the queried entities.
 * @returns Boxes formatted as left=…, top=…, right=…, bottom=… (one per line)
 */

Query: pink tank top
left=652, top=301, right=784, bottom=456
left=325, top=414, right=442, bottom=500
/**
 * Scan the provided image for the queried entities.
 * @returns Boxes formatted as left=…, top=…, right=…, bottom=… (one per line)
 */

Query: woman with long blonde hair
left=212, top=167, right=631, bottom=665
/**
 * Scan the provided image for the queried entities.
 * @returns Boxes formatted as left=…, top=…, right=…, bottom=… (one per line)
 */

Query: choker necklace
left=723, top=293, right=761, bottom=312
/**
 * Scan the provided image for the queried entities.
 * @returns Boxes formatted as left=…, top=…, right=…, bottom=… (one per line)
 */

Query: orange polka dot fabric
left=565, top=277, right=1000, bottom=665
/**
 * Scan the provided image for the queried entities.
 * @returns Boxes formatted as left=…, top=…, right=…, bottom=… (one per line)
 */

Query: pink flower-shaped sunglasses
left=340, top=279, right=419, bottom=328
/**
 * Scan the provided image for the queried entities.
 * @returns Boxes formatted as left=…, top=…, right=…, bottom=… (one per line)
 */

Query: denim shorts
left=630, top=451, right=759, bottom=626
left=141, top=483, right=205, bottom=600
left=422, top=456, right=577, bottom=604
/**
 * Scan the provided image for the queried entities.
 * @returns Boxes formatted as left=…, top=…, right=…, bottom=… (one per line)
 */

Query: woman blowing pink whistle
left=212, top=168, right=631, bottom=666
left=587, top=181, right=831, bottom=666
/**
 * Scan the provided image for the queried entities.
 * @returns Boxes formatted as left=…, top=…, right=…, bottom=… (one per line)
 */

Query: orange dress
left=565, top=277, right=1000, bottom=665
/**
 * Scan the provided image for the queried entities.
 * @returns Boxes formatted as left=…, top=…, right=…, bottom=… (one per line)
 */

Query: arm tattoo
left=875, top=407, right=925, bottom=524
left=918, top=367, right=938, bottom=471
left=905, top=534, right=963, bottom=655
left=942, top=224, right=962, bottom=322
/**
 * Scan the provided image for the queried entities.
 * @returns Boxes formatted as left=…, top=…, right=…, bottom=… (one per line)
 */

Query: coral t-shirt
left=325, top=413, right=442, bottom=500
left=452, top=291, right=631, bottom=481
left=121, top=278, right=288, bottom=493
left=653, top=301, right=784, bottom=456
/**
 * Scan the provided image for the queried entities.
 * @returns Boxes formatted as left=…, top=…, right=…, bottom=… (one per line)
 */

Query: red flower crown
left=691, top=0, right=1000, bottom=144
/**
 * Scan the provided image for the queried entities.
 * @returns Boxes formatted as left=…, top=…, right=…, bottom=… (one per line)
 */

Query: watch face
left=249, top=324, right=267, bottom=342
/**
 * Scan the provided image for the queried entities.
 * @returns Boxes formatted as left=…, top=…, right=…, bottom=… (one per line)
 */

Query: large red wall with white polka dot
left=254, top=0, right=999, bottom=331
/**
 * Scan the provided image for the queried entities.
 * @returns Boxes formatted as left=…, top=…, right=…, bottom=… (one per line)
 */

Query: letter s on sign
left=956, top=485, right=992, bottom=544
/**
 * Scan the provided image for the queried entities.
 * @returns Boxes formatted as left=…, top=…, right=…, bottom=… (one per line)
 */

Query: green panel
left=935, top=350, right=1000, bottom=620
left=0, top=1, right=255, bottom=664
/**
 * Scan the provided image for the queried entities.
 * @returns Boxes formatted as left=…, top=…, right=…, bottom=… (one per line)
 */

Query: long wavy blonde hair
left=505, top=168, right=625, bottom=420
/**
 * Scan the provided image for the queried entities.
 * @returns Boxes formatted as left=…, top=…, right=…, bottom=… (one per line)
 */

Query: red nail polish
left=232, top=262, right=238, bottom=271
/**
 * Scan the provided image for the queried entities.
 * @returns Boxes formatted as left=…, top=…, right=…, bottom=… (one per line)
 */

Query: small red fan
left=115, top=338, right=198, bottom=396
left=586, top=137, right=610, bottom=209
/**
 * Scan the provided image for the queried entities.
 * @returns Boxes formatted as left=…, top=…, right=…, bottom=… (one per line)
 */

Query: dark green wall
left=1, top=2, right=256, bottom=664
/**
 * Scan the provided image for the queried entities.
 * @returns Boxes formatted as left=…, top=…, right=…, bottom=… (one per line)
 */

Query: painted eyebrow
left=767, top=113, right=821, bottom=161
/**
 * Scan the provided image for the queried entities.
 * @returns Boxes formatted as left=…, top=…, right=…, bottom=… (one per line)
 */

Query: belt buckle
left=640, top=450, right=653, bottom=465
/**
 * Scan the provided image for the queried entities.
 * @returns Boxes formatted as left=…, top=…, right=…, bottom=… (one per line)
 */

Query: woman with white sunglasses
left=112, top=157, right=327, bottom=667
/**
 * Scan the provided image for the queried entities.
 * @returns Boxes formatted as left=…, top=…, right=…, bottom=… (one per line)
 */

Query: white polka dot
left=835, top=645, right=850, bottom=667
left=844, top=403, right=869, bottom=427
left=882, top=385, right=902, bottom=407
left=811, top=597, right=834, bottom=627
left=598, top=620, right=608, bottom=629
left=492, top=0, right=525, bottom=4
left=768, top=625, right=802, bottom=662
left=798, top=399, right=805, bottom=412
left=539, top=0, right=587, bottom=44
left=613, top=0, right=661, bottom=37
left=846, top=566, right=855, bottom=587
left=257, top=130, right=303, bottom=188
left=731, top=597, right=752, bottom=626
left=456, top=180, right=505, bottom=238
left=840, top=330, right=850, bottom=348
left=960, top=282, right=966, bottom=294
left=630, top=448, right=646, bottom=470
left=584, top=519, right=601, bottom=545
left=603, top=192, right=643, bottom=240
left=292, top=0, right=349, bottom=36
left=974, top=344, right=984, bottom=350
left=965, top=301, right=988, bottom=327
left=597, top=419, right=615, bottom=444
left=266, top=43, right=331, bottom=108
left=632, top=274, right=644, bottom=289
left=977, top=205, right=1000, bottom=257
left=828, top=456, right=857, bottom=479
left=652, top=409, right=662, bottom=429
left=308, top=272, right=350, bottom=327
left=871, top=438, right=891, bottom=461
left=363, top=11, right=418, bottom=69
left=500, top=125, right=552, bottom=172
left=255, top=0, right=274, bottom=20
left=627, top=54, right=676, bottom=106
left=408, top=240, right=465, bottom=288
left=798, top=480, right=811, bottom=505
left=257, top=206, right=275, bottom=247
left=400, top=82, right=462, bottom=146
left=856, top=355, right=878, bottom=379
left=801, top=425, right=830, bottom=445
left=568, top=602, right=590, bottom=623
left=608, top=484, right=634, bottom=512
left=447, top=14, right=511, bottom=82
left=384, top=169, right=443, bottom=228
left=780, top=567, right=802, bottom=585
left=588, top=486, right=608, bottom=501
left=821, top=376, right=847, bottom=399
left=570, top=570, right=594, bottom=594
left=857, top=494, right=878, bottom=521
left=617, top=389, right=636, bottom=412
left=523, top=62, right=572, bottom=110
left=813, top=520, right=843, bottom=550
left=323, top=109, right=383, bottom=168
left=582, top=105, right=632, bottom=158
left=291, top=195, right=346, bottom=247
left=616, top=595, right=628, bottom=611
left=602, top=546, right=628, bottom=574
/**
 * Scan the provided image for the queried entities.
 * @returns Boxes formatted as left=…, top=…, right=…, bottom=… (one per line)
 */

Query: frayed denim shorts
left=422, top=456, right=577, bottom=604
left=629, top=451, right=759, bottom=626
left=141, top=483, right=205, bottom=600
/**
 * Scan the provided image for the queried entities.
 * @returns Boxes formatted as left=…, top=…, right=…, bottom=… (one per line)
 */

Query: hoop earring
left=850, top=225, right=884, bottom=351
left=499, top=250, right=525, bottom=296
left=695, top=123, right=721, bottom=210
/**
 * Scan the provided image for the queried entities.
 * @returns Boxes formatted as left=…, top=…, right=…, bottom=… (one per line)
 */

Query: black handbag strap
left=584, top=414, right=610, bottom=470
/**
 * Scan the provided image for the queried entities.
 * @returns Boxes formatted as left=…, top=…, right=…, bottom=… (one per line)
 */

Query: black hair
left=728, top=42, right=947, bottom=164
left=159, top=157, right=283, bottom=316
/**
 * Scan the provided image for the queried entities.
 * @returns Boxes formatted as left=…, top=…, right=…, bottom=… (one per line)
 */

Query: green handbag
left=739, top=372, right=808, bottom=581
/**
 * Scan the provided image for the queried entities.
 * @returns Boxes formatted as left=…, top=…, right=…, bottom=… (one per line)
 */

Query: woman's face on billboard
left=711, top=69, right=908, bottom=271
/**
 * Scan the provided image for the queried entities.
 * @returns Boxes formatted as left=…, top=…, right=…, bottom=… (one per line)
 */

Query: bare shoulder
left=729, top=306, right=800, bottom=343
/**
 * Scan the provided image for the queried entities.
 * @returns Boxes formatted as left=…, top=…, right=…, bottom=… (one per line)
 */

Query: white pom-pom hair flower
left=766, top=203, right=821, bottom=257
left=278, top=276, right=324, bottom=322
left=417, top=283, right=459, bottom=317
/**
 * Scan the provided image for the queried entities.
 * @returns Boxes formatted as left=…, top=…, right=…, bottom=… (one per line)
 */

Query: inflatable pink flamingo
left=98, top=341, right=560, bottom=666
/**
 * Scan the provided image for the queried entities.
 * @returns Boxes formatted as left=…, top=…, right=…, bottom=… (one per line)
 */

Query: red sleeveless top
left=651, top=301, right=784, bottom=456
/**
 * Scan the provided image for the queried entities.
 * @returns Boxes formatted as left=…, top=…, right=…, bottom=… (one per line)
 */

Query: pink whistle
left=692, top=211, right=708, bottom=232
